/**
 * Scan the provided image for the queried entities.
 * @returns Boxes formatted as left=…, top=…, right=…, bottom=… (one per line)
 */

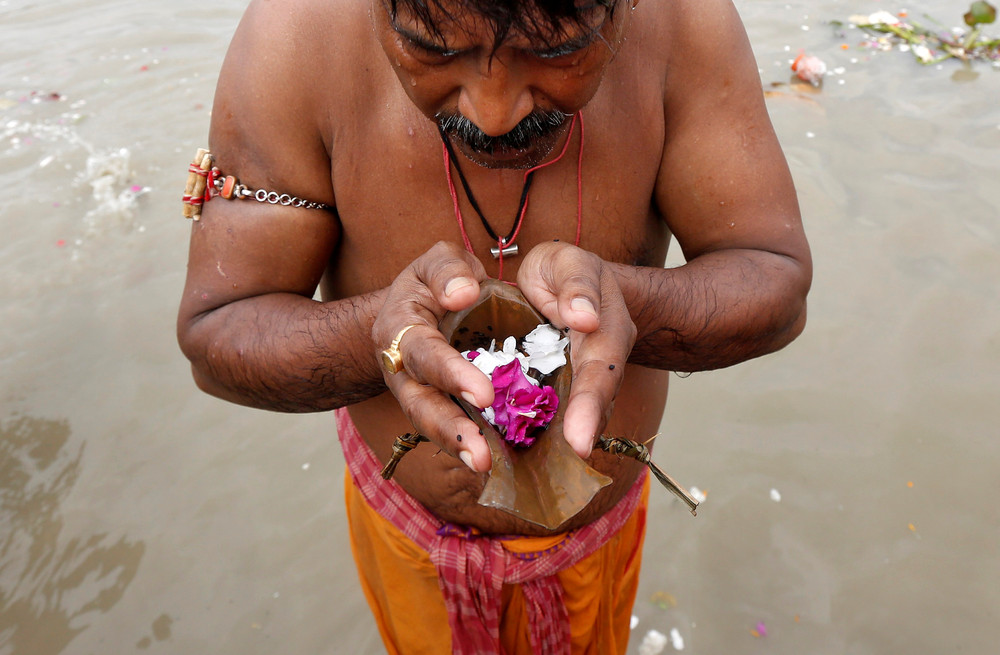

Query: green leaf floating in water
left=965, top=2, right=997, bottom=28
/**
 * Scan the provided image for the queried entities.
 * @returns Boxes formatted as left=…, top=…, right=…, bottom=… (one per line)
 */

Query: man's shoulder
left=223, top=0, right=383, bottom=115
left=238, top=0, right=368, bottom=60
left=625, top=0, right=757, bottom=92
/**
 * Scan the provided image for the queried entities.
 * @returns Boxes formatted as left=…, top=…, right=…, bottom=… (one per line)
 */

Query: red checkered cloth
left=335, top=408, right=646, bottom=655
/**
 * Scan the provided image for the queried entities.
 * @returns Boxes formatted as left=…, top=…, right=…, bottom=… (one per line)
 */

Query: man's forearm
left=178, top=289, right=387, bottom=412
left=613, top=249, right=810, bottom=372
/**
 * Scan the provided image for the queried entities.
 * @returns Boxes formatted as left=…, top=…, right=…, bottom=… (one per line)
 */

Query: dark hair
left=387, top=0, right=620, bottom=53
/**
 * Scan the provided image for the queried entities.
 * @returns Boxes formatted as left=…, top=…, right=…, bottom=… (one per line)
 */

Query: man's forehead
left=387, top=0, right=615, bottom=41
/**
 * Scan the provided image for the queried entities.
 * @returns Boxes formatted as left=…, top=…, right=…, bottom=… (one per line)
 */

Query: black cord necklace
left=439, top=125, right=535, bottom=257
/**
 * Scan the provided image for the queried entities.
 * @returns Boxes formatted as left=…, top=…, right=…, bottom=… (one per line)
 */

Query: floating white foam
left=638, top=629, right=668, bottom=655
left=670, top=627, right=685, bottom=650
left=80, top=147, right=145, bottom=232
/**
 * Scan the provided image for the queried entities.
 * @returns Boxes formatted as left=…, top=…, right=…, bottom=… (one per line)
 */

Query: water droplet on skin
left=407, top=126, right=414, bottom=137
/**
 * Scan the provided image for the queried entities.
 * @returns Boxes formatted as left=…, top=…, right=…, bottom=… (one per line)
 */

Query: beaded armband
left=181, top=148, right=332, bottom=221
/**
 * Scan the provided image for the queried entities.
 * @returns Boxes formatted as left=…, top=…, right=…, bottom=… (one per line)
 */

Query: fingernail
left=459, top=451, right=476, bottom=471
left=571, top=297, right=597, bottom=317
left=445, top=277, right=473, bottom=298
left=460, top=391, right=478, bottom=407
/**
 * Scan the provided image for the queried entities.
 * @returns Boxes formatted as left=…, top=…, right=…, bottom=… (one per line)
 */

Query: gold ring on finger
left=380, top=324, right=419, bottom=376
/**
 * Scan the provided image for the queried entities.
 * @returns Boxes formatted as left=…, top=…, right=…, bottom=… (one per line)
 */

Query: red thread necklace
left=441, top=112, right=584, bottom=281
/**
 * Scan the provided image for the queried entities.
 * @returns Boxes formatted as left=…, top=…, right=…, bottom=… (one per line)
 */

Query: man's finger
left=392, top=325, right=495, bottom=410
left=385, top=372, right=493, bottom=472
left=561, top=352, right=628, bottom=456
left=411, top=241, right=488, bottom=312
left=518, top=242, right=602, bottom=333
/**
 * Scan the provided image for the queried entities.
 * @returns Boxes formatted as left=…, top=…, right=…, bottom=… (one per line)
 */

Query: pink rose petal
left=488, top=360, right=558, bottom=447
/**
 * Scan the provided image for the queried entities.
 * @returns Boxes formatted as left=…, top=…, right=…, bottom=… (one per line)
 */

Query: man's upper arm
left=655, top=0, right=809, bottom=268
left=179, top=0, right=340, bottom=325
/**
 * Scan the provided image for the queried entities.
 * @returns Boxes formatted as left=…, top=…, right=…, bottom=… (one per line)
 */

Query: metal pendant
left=490, top=242, right=519, bottom=258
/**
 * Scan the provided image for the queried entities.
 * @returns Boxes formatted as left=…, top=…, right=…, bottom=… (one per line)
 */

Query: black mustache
left=436, top=109, right=570, bottom=154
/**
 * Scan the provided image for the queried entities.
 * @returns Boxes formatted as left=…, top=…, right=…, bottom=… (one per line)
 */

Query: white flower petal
left=526, top=351, right=567, bottom=375
left=866, top=10, right=901, bottom=26
left=465, top=348, right=518, bottom=377
left=670, top=628, right=685, bottom=650
left=524, top=323, right=563, bottom=346
left=522, top=324, right=569, bottom=375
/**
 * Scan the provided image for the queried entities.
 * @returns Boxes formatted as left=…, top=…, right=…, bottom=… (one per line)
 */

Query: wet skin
left=177, top=0, right=811, bottom=535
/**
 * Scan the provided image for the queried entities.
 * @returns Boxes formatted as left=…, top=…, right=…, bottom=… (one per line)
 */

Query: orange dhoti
left=336, top=409, right=649, bottom=655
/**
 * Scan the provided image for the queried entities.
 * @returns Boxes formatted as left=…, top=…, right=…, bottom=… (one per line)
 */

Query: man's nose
left=457, top=58, right=535, bottom=137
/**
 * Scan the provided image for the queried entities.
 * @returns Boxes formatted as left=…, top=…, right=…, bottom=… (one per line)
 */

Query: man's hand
left=517, top=242, right=637, bottom=459
left=371, top=241, right=495, bottom=473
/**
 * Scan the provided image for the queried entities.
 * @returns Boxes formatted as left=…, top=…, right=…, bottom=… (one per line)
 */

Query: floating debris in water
left=669, top=628, right=685, bottom=650
left=17, top=90, right=65, bottom=104
left=650, top=591, right=678, bottom=610
left=838, top=2, right=999, bottom=66
left=77, top=148, right=152, bottom=233
left=638, top=629, right=668, bottom=655
left=750, top=620, right=768, bottom=638
left=791, top=53, right=828, bottom=85
left=770, top=488, right=782, bottom=502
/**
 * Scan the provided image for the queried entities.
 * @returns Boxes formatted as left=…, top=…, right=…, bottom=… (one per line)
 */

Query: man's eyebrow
left=390, top=19, right=458, bottom=53
left=388, top=19, right=430, bottom=42
left=387, top=6, right=611, bottom=57
left=527, top=18, right=607, bottom=57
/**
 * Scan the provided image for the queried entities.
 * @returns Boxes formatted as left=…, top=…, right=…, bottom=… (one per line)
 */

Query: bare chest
left=325, top=106, right=667, bottom=297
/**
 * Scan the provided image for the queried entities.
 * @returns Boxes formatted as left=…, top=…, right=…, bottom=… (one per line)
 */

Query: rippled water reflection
left=0, top=416, right=143, bottom=654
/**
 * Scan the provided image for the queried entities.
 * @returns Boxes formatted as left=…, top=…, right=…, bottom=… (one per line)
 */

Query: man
left=177, top=0, right=811, bottom=652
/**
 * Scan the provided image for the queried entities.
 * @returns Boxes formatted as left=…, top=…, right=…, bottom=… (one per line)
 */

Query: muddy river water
left=2, top=1, right=998, bottom=653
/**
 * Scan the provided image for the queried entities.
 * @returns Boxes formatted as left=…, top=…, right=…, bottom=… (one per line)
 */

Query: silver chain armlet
left=182, top=148, right=332, bottom=221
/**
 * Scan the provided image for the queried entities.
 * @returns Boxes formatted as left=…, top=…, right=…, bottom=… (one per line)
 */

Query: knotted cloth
left=335, top=408, right=646, bottom=655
